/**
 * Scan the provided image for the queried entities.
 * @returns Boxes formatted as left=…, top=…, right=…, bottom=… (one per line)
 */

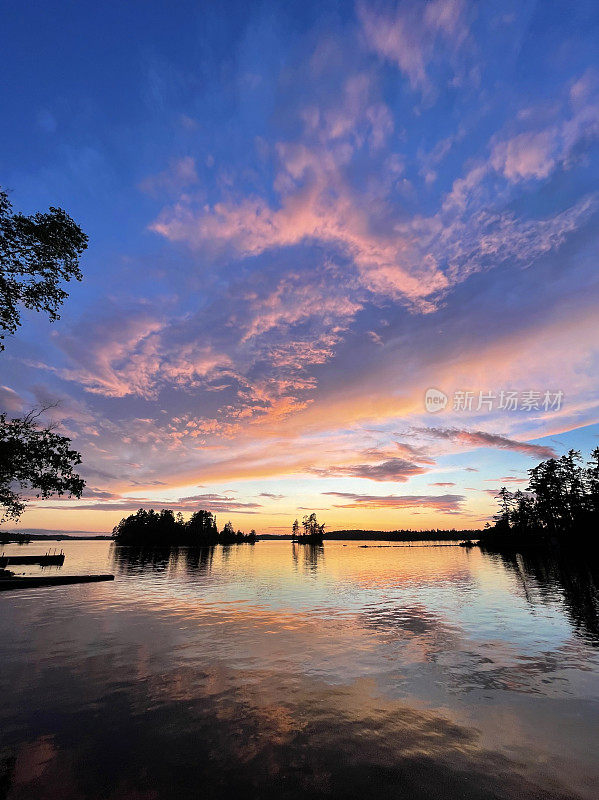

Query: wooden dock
left=0, top=574, right=115, bottom=591
left=0, top=552, right=65, bottom=567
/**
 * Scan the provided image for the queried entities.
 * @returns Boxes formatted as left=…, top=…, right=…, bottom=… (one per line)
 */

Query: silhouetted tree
left=112, top=508, right=185, bottom=546
left=485, top=448, right=599, bottom=548
left=494, top=487, right=513, bottom=531
left=0, top=187, right=87, bottom=349
left=0, top=407, right=84, bottom=521
left=187, top=509, right=219, bottom=544
left=220, top=520, right=236, bottom=544
left=0, top=189, right=88, bottom=520
left=510, top=490, right=536, bottom=533
left=586, top=447, right=599, bottom=513
left=558, top=450, right=587, bottom=526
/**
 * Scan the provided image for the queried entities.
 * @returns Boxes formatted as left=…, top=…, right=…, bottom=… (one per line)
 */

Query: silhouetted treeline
left=111, top=508, right=257, bottom=546
left=484, top=448, right=599, bottom=549
left=325, top=529, right=482, bottom=541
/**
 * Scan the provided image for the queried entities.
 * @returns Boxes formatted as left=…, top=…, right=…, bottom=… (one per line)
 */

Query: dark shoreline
left=0, top=533, right=112, bottom=543
left=261, top=529, right=483, bottom=542
left=3, top=530, right=484, bottom=544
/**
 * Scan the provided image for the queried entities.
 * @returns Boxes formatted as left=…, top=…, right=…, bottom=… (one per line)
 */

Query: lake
left=0, top=539, right=597, bottom=799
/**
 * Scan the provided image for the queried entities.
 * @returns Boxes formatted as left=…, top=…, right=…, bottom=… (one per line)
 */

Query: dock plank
left=0, top=574, right=115, bottom=591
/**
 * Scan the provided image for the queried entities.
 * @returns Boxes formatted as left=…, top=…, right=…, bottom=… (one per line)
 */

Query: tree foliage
left=0, top=190, right=88, bottom=521
left=0, top=187, right=88, bottom=348
left=291, top=512, right=325, bottom=543
left=489, top=448, right=599, bottom=544
left=0, top=408, right=85, bottom=521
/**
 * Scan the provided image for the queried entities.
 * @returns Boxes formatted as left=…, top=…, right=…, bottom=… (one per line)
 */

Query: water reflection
left=111, top=544, right=217, bottom=577
left=488, top=550, right=599, bottom=646
left=1, top=658, right=596, bottom=800
left=181, top=545, right=216, bottom=574
left=0, top=540, right=598, bottom=800
left=0, top=756, right=15, bottom=800
left=291, top=542, right=324, bottom=573
left=111, top=544, right=176, bottom=574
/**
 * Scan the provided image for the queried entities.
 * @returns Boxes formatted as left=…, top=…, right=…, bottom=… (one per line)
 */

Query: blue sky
left=1, top=0, right=599, bottom=532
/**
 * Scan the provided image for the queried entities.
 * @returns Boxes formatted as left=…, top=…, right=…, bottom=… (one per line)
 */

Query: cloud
left=357, top=0, right=468, bottom=93
left=392, top=441, right=436, bottom=463
left=150, top=141, right=448, bottom=308
left=440, top=193, right=597, bottom=283
left=140, top=156, right=199, bottom=197
left=491, top=130, right=557, bottom=181
left=239, top=271, right=362, bottom=342
left=323, top=491, right=465, bottom=512
left=0, top=385, right=24, bottom=413
left=429, top=482, right=456, bottom=486
left=312, top=457, right=430, bottom=482
left=55, top=308, right=167, bottom=398
left=491, top=99, right=599, bottom=183
left=42, top=492, right=263, bottom=515
left=81, top=487, right=120, bottom=499
left=50, top=261, right=363, bottom=432
left=151, top=104, right=598, bottom=316
left=485, top=476, right=528, bottom=484
left=8, top=17, right=599, bottom=534
left=413, top=427, right=556, bottom=459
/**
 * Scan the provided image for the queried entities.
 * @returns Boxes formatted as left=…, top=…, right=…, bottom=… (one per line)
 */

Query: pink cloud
left=58, top=313, right=232, bottom=400
left=151, top=104, right=597, bottom=313
left=323, top=491, right=465, bottom=512
left=0, top=385, right=24, bottom=413
left=150, top=142, right=448, bottom=307
left=239, top=272, right=362, bottom=342
left=358, top=0, right=468, bottom=92
left=57, top=312, right=166, bottom=398
left=489, top=96, right=599, bottom=185
left=42, top=492, right=263, bottom=514
left=140, top=156, right=199, bottom=197
left=491, top=130, right=557, bottom=181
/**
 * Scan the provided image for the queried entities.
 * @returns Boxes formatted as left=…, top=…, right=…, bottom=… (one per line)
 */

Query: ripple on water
left=0, top=539, right=598, bottom=799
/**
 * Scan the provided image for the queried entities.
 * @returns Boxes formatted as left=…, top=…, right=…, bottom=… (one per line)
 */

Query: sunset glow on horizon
left=2, top=0, right=599, bottom=534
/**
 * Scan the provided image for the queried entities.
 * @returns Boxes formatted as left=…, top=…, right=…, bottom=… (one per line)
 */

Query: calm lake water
left=0, top=539, right=598, bottom=800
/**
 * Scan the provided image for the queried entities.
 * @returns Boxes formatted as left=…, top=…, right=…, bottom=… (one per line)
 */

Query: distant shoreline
left=1, top=532, right=112, bottom=542
left=262, top=529, right=481, bottom=541
left=2, top=529, right=482, bottom=544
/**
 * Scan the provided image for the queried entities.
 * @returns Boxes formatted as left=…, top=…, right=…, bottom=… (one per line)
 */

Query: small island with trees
left=112, top=508, right=257, bottom=546
left=291, top=513, right=325, bottom=544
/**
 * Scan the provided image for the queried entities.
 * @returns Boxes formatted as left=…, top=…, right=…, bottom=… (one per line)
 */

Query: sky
left=1, top=0, right=599, bottom=534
